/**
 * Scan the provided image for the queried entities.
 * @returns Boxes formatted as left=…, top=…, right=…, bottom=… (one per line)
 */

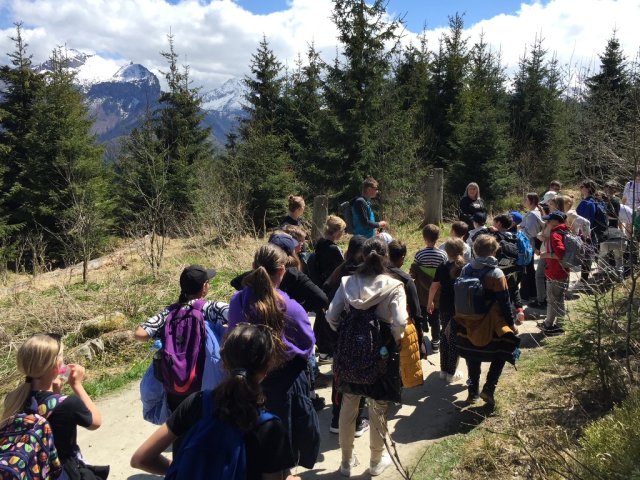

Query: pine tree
left=510, top=37, right=567, bottom=187
left=424, top=14, right=469, bottom=170
left=22, top=47, right=111, bottom=274
left=235, top=36, right=296, bottom=228
left=0, top=23, right=45, bottom=237
left=155, top=33, right=212, bottom=220
left=324, top=0, right=400, bottom=196
left=448, top=36, right=512, bottom=200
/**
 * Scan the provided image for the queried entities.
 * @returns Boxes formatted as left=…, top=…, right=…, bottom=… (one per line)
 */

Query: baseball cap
left=542, top=211, right=567, bottom=223
left=180, top=265, right=216, bottom=294
left=510, top=211, right=523, bottom=226
left=541, top=191, right=557, bottom=203
left=378, top=231, right=393, bottom=244
left=269, top=233, right=299, bottom=255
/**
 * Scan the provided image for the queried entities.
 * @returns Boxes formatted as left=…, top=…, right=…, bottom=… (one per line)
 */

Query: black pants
left=520, top=256, right=537, bottom=300
left=506, top=270, right=523, bottom=309
left=420, top=306, right=440, bottom=345
left=466, top=358, right=506, bottom=395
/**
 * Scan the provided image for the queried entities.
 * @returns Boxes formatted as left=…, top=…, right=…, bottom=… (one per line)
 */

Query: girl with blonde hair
left=2, top=333, right=103, bottom=478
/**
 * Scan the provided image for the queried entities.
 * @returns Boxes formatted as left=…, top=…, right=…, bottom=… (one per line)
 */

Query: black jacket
left=311, top=238, right=344, bottom=287
left=388, top=267, right=423, bottom=323
left=459, top=196, right=486, bottom=228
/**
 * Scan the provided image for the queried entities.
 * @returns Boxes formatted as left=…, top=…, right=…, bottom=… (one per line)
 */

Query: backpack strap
left=25, top=392, right=68, bottom=418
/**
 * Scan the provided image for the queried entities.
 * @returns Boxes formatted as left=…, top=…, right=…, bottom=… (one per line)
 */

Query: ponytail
left=444, top=238, right=466, bottom=279
left=1, top=334, right=60, bottom=424
left=357, top=237, right=389, bottom=276
left=215, top=324, right=274, bottom=431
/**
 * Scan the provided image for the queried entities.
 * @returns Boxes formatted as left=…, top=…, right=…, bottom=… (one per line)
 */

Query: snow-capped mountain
left=35, top=50, right=245, bottom=147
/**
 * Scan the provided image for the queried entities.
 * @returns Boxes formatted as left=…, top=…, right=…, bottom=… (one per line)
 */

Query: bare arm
left=427, top=281, right=441, bottom=315
left=130, top=423, right=175, bottom=475
left=134, top=326, right=150, bottom=341
left=67, top=364, right=102, bottom=430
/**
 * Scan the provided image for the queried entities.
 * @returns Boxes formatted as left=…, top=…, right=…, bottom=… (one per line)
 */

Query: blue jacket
left=352, top=196, right=378, bottom=238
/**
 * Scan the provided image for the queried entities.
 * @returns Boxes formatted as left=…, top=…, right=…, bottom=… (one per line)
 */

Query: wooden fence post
left=312, top=195, right=328, bottom=244
left=424, top=168, right=444, bottom=225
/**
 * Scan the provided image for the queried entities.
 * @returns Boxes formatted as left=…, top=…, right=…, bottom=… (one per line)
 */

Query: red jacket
left=545, top=224, right=569, bottom=280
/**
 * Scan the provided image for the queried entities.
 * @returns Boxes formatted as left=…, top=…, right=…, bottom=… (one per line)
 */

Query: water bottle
left=58, top=364, right=70, bottom=382
left=153, top=339, right=163, bottom=350
left=379, top=346, right=389, bottom=360
left=516, top=308, right=525, bottom=325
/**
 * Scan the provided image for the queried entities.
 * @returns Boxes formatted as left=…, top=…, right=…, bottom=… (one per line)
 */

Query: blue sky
left=230, top=0, right=539, bottom=31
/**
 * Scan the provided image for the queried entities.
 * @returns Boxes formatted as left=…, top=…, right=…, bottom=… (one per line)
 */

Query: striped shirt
left=141, top=300, right=229, bottom=338
left=415, top=247, right=447, bottom=268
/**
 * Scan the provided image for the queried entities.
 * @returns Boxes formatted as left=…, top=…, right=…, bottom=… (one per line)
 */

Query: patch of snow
left=201, top=78, right=246, bottom=112
left=112, top=63, right=155, bottom=83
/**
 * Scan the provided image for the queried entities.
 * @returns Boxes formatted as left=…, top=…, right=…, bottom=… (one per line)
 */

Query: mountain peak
left=112, top=63, right=155, bottom=83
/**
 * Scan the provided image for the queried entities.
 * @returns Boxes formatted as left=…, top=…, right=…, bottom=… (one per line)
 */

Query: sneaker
left=318, top=353, right=333, bottom=364
left=431, top=340, right=440, bottom=353
left=354, top=418, right=370, bottom=437
left=329, top=417, right=339, bottom=434
left=480, top=390, right=495, bottom=405
left=439, top=371, right=447, bottom=380
left=465, top=392, right=480, bottom=405
left=446, top=371, right=463, bottom=383
left=542, top=325, right=564, bottom=336
left=339, top=456, right=359, bottom=477
left=369, top=453, right=392, bottom=476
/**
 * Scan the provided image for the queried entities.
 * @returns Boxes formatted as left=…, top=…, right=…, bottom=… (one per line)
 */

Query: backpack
left=165, top=391, right=275, bottom=480
left=156, top=299, right=207, bottom=396
left=339, top=199, right=356, bottom=234
left=0, top=394, right=66, bottom=480
left=551, top=229, right=586, bottom=269
left=515, top=231, right=534, bottom=266
left=453, top=265, right=494, bottom=316
left=591, top=199, right=608, bottom=237
left=334, top=305, right=389, bottom=385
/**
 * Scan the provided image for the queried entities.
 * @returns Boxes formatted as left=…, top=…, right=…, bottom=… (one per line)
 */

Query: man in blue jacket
left=352, top=176, right=388, bottom=238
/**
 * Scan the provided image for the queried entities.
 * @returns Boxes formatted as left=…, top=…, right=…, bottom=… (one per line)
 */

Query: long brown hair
left=215, top=324, right=274, bottom=431
left=444, top=238, right=466, bottom=278
left=242, top=244, right=288, bottom=364
left=526, top=192, right=544, bottom=216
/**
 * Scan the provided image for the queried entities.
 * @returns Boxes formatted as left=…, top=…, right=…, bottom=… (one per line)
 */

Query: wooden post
left=311, top=195, right=328, bottom=244
left=424, top=168, right=444, bottom=225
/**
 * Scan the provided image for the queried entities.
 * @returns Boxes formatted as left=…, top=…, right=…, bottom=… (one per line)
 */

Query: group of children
left=2, top=175, right=637, bottom=480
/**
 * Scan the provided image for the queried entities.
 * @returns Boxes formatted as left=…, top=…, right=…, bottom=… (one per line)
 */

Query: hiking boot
left=370, top=454, right=392, bottom=476
left=542, top=325, right=564, bottom=336
left=339, top=456, right=359, bottom=477
left=480, top=390, right=495, bottom=405
left=355, top=418, right=370, bottom=438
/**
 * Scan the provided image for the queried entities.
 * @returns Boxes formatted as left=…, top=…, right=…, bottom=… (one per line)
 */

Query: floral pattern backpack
left=0, top=393, right=67, bottom=480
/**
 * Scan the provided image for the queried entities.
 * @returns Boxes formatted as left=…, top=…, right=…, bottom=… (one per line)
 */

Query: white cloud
left=0, top=0, right=637, bottom=92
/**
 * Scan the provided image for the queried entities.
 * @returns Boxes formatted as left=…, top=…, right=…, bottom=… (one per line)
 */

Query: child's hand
left=67, top=364, right=86, bottom=386
left=427, top=301, right=435, bottom=315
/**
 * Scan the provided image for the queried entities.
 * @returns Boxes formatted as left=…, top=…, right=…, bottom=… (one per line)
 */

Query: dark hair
left=357, top=237, right=388, bottom=276
left=387, top=240, right=407, bottom=264
left=526, top=193, right=544, bottom=217
left=214, top=324, right=274, bottom=431
left=550, top=180, right=561, bottom=189
left=549, top=195, right=566, bottom=213
left=422, top=224, right=440, bottom=243
left=580, top=179, right=597, bottom=196
left=493, top=214, right=513, bottom=230
left=344, top=235, right=366, bottom=264
left=450, top=221, right=469, bottom=237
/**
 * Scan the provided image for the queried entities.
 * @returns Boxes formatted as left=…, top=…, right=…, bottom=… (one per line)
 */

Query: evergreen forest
left=1, top=0, right=639, bottom=277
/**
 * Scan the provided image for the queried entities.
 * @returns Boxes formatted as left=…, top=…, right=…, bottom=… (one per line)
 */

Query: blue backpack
left=165, top=391, right=276, bottom=480
left=592, top=199, right=608, bottom=237
left=514, top=231, right=533, bottom=266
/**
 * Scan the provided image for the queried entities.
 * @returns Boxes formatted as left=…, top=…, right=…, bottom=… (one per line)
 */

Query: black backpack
left=339, top=198, right=357, bottom=234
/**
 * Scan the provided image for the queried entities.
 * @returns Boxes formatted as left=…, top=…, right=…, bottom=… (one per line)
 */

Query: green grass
left=82, top=359, right=150, bottom=397
left=410, top=433, right=472, bottom=479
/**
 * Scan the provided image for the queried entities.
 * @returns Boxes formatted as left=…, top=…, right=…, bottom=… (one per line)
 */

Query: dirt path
left=78, top=319, right=544, bottom=480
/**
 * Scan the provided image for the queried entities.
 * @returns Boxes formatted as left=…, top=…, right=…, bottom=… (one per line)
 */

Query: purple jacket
left=228, top=288, right=315, bottom=361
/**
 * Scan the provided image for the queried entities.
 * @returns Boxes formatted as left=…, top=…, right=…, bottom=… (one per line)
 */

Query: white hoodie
left=326, top=273, right=408, bottom=341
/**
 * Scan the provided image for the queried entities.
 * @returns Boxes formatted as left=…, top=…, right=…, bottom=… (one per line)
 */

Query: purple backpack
left=156, top=299, right=207, bottom=396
